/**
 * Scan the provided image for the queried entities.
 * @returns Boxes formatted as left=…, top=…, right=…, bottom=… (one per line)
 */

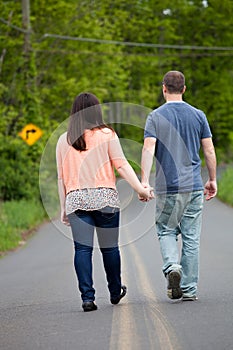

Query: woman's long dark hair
left=67, top=92, right=112, bottom=151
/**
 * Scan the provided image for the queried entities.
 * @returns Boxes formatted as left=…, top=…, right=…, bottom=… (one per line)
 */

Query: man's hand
left=204, top=180, right=217, bottom=201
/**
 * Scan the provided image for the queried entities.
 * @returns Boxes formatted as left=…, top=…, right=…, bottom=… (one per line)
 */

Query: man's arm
left=201, top=137, right=217, bottom=200
left=141, top=137, right=156, bottom=186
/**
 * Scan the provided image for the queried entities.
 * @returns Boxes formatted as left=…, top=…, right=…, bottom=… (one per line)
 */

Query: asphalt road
left=0, top=180, right=233, bottom=350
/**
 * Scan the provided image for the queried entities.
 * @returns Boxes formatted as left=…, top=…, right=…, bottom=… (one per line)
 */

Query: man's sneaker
left=182, top=294, right=198, bottom=301
left=82, top=301, right=98, bottom=312
left=111, top=285, right=127, bottom=305
left=167, top=270, right=183, bottom=299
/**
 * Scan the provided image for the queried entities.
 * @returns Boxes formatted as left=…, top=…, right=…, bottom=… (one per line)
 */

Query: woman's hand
left=61, top=211, right=70, bottom=226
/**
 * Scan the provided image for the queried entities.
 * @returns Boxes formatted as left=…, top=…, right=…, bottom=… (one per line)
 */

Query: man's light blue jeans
left=156, top=191, right=204, bottom=296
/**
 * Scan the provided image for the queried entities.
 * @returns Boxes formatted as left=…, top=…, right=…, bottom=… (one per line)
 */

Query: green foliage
left=0, top=199, right=47, bottom=252
left=217, top=167, right=233, bottom=206
left=0, top=135, right=43, bottom=200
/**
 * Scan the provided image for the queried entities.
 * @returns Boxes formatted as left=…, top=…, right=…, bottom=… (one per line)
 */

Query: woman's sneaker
left=111, top=285, right=127, bottom=305
left=82, top=301, right=98, bottom=312
left=167, top=270, right=183, bottom=299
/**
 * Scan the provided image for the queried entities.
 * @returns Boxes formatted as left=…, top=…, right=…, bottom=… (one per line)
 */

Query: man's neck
left=165, top=93, right=183, bottom=102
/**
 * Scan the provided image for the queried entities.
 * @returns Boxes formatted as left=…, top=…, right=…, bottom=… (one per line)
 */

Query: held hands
left=204, top=179, right=217, bottom=201
left=138, top=182, right=155, bottom=202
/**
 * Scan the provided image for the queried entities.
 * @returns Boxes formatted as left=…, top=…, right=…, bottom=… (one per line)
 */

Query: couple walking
left=56, top=71, right=217, bottom=312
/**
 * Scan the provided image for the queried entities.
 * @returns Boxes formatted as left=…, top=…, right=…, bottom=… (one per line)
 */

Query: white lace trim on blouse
left=66, top=187, right=120, bottom=215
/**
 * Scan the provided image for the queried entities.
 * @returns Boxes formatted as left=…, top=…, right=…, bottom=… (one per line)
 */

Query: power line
left=0, top=17, right=29, bottom=34
left=42, top=33, right=233, bottom=51
left=34, top=48, right=233, bottom=58
left=1, top=15, right=233, bottom=52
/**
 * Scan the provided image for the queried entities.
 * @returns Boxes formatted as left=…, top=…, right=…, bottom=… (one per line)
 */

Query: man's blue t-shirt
left=144, top=101, right=212, bottom=194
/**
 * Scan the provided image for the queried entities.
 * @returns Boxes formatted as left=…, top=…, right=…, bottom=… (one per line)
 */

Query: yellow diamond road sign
left=19, top=123, right=43, bottom=145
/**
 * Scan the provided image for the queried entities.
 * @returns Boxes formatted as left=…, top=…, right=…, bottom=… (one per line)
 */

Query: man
left=141, top=71, right=217, bottom=301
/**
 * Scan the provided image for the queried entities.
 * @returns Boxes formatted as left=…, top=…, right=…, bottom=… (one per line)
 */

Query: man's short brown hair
left=163, top=71, right=185, bottom=94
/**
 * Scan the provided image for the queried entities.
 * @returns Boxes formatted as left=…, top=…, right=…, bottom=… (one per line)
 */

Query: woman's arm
left=57, top=179, right=69, bottom=225
left=117, top=163, right=152, bottom=200
left=56, top=140, right=69, bottom=225
left=108, top=133, right=153, bottom=200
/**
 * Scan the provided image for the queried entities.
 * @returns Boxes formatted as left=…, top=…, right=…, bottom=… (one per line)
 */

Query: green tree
left=1, top=0, right=233, bottom=200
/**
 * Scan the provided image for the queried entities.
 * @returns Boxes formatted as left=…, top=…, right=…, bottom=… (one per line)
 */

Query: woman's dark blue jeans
left=68, top=206, right=121, bottom=303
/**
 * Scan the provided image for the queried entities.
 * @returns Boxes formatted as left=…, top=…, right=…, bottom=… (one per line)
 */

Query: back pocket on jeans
left=99, top=206, right=119, bottom=219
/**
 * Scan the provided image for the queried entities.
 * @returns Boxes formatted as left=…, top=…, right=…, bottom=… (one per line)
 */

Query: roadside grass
left=217, top=166, right=233, bottom=207
left=0, top=200, right=47, bottom=254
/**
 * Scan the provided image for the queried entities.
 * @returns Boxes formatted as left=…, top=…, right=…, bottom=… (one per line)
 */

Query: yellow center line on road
left=109, top=252, right=142, bottom=350
left=109, top=228, right=181, bottom=350
left=127, top=240, right=182, bottom=350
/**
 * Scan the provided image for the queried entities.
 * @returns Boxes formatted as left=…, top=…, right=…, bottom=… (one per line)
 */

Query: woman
left=56, top=93, right=152, bottom=312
